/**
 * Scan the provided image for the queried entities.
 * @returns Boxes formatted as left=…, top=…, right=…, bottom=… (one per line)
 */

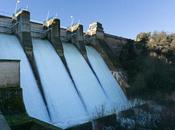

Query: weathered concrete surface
left=44, top=18, right=64, bottom=57
left=104, top=33, right=130, bottom=58
left=67, top=23, right=87, bottom=56
left=0, top=16, right=13, bottom=34
left=0, top=60, right=20, bottom=87
left=0, top=112, right=11, bottom=130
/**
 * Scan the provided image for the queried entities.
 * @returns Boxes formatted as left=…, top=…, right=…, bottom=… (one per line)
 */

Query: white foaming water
left=63, top=43, right=111, bottom=117
left=0, top=34, right=50, bottom=123
left=32, top=39, right=89, bottom=128
left=86, top=46, right=129, bottom=110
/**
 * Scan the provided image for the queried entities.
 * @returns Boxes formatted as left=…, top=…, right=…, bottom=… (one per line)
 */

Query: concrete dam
left=0, top=9, right=131, bottom=129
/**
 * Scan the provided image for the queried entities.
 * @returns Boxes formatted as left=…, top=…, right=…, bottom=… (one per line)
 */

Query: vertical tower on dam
left=13, top=10, right=33, bottom=61
left=67, top=23, right=87, bottom=57
left=43, top=18, right=64, bottom=58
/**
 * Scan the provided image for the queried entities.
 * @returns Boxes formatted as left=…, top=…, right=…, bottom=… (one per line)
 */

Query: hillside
left=116, top=32, right=175, bottom=129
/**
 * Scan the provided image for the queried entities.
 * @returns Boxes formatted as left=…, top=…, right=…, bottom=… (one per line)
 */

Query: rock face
left=0, top=112, right=11, bottom=130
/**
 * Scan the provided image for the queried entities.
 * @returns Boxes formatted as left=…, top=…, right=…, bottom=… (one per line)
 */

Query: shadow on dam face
left=0, top=34, right=129, bottom=129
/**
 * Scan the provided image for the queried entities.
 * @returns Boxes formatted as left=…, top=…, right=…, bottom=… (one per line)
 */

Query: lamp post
left=26, top=0, right=29, bottom=11
left=70, top=16, right=74, bottom=27
left=15, top=0, right=20, bottom=13
left=70, top=16, right=74, bottom=32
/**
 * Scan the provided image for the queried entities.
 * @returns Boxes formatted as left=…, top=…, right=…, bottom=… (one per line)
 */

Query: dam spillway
left=0, top=35, right=129, bottom=128
left=0, top=9, right=130, bottom=129
left=0, top=34, right=130, bottom=129
left=0, top=34, right=129, bottom=129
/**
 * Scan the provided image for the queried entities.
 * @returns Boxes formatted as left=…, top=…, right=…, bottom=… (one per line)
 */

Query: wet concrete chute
left=32, top=39, right=89, bottom=128
left=86, top=46, right=129, bottom=109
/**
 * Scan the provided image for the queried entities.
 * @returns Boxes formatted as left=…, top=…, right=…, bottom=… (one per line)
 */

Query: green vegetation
left=136, top=31, right=175, bottom=60
left=0, top=87, right=25, bottom=114
left=117, top=32, right=175, bottom=129
left=119, top=32, right=175, bottom=98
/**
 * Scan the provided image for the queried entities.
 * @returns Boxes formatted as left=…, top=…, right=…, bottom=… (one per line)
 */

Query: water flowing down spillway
left=63, top=43, right=111, bottom=116
left=86, top=46, right=129, bottom=110
left=0, top=34, right=50, bottom=123
left=32, top=39, right=89, bottom=128
left=0, top=33, right=130, bottom=128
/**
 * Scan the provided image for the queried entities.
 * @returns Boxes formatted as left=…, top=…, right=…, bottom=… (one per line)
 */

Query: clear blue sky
left=0, top=0, right=175, bottom=39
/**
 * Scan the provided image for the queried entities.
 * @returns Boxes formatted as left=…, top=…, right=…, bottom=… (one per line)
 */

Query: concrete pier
left=44, top=18, right=64, bottom=57
left=13, top=10, right=33, bottom=58
left=12, top=9, right=50, bottom=118
left=67, top=23, right=87, bottom=56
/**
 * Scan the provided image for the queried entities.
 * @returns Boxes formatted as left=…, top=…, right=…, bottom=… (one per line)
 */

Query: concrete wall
left=104, top=33, right=131, bottom=57
left=0, top=15, right=13, bottom=34
left=31, top=22, right=45, bottom=38
left=0, top=60, right=20, bottom=88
